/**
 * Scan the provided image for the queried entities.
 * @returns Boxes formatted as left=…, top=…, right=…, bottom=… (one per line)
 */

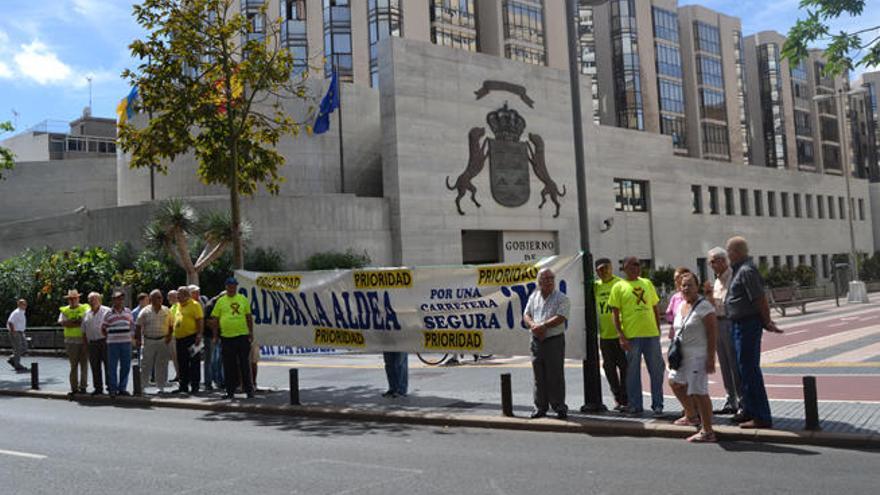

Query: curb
left=3, top=388, right=877, bottom=449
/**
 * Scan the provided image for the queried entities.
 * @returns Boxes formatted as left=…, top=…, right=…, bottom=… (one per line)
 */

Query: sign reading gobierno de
left=236, top=254, right=585, bottom=359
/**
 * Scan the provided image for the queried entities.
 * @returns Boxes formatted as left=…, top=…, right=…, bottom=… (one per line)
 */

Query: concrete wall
left=0, top=195, right=393, bottom=268
left=871, top=183, right=880, bottom=252
left=0, top=157, right=117, bottom=224
left=1, top=132, right=50, bottom=162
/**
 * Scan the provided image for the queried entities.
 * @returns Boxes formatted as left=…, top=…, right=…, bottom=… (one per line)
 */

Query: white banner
left=237, top=254, right=586, bottom=359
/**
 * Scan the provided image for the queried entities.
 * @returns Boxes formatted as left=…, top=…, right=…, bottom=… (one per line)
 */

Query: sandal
left=687, top=431, right=717, bottom=443
left=673, top=416, right=701, bottom=427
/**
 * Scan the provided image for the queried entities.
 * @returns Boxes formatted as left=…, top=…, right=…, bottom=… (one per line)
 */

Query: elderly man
left=137, top=289, right=172, bottom=394
left=103, top=290, right=135, bottom=397
left=608, top=257, right=664, bottom=416
left=725, top=236, right=783, bottom=429
left=523, top=268, right=570, bottom=419
left=211, top=277, right=255, bottom=399
left=172, top=286, right=204, bottom=395
left=705, top=247, right=743, bottom=416
left=59, top=289, right=89, bottom=396
left=82, top=292, right=111, bottom=396
left=6, top=299, right=28, bottom=372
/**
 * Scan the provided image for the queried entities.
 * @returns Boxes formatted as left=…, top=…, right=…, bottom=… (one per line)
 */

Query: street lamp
left=813, top=87, right=870, bottom=303
left=565, top=0, right=607, bottom=412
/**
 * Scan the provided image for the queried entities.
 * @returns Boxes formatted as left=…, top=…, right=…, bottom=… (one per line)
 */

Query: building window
left=692, top=185, right=702, bottom=214
left=324, top=0, right=353, bottom=81
left=754, top=189, right=763, bottom=216
left=697, top=55, right=724, bottom=88
left=660, top=114, right=687, bottom=150
left=708, top=186, right=719, bottom=215
left=739, top=188, right=749, bottom=216
left=827, top=195, right=835, bottom=219
left=577, top=3, right=599, bottom=124
left=794, top=110, right=812, bottom=137
left=817, top=195, right=825, bottom=218
left=368, top=0, right=403, bottom=87
left=805, top=194, right=813, bottom=218
left=768, top=191, right=777, bottom=217
left=772, top=255, right=781, bottom=268
left=796, top=139, right=815, bottom=167
left=724, top=187, right=734, bottom=215
left=793, top=193, right=802, bottom=218
left=700, top=88, right=727, bottom=121
left=758, top=42, right=787, bottom=168
left=823, top=144, right=841, bottom=171
left=431, top=0, right=478, bottom=52
left=694, top=21, right=721, bottom=55
left=781, top=192, right=790, bottom=217
left=659, top=79, right=685, bottom=114
left=613, top=178, right=648, bottom=212
left=786, top=255, right=794, bottom=269
left=655, top=43, right=682, bottom=78
left=759, top=256, right=768, bottom=269
left=652, top=7, right=678, bottom=43
left=822, top=254, right=829, bottom=278
left=839, top=196, right=846, bottom=221
left=811, top=254, right=818, bottom=273
left=799, top=254, right=806, bottom=267
left=697, top=257, right=708, bottom=284
left=702, top=122, right=730, bottom=157
left=282, top=0, right=309, bottom=75
left=859, top=198, right=865, bottom=220
left=734, top=30, right=752, bottom=165
left=611, top=0, right=643, bottom=130
left=503, top=0, right=546, bottom=66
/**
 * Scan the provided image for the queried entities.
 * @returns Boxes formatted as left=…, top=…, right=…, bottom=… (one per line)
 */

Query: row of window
left=691, top=185, right=866, bottom=222
left=697, top=253, right=843, bottom=284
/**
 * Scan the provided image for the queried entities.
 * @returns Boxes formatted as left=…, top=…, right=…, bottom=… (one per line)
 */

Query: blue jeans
left=383, top=352, right=408, bottom=395
left=107, top=342, right=132, bottom=394
left=732, top=316, right=772, bottom=423
left=625, top=336, right=665, bottom=412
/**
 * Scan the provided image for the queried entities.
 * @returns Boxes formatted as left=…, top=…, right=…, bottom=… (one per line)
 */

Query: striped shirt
left=136, top=305, right=171, bottom=339
left=103, top=307, right=134, bottom=344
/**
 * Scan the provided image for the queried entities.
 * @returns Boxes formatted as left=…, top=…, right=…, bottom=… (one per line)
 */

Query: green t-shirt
left=59, top=304, right=88, bottom=339
left=607, top=277, right=660, bottom=339
left=211, top=293, right=251, bottom=338
left=594, top=275, right=622, bottom=340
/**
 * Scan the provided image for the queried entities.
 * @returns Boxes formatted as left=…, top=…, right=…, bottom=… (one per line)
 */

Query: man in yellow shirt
left=58, top=289, right=88, bottom=397
left=172, top=286, right=203, bottom=395
left=592, top=258, right=627, bottom=412
left=211, top=277, right=254, bottom=400
left=608, top=256, right=664, bottom=416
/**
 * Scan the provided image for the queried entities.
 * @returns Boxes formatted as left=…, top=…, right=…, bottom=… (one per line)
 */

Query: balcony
left=282, top=19, right=307, bottom=44
left=241, top=0, right=265, bottom=11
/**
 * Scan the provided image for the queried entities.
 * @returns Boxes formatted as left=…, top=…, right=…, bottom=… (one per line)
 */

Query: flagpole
left=328, top=19, right=344, bottom=194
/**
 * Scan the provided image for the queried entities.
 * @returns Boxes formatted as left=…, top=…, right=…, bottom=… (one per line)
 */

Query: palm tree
left=145, top=198, right=250, bottom=285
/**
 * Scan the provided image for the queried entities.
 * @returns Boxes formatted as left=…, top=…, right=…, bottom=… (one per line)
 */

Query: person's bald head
left=622, top=256, right=641, bottom=280
left=726, top=236, right=749, bottom=264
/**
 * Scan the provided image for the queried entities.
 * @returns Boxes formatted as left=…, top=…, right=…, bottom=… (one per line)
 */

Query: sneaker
left=381, top=390, right=395, bottom=398
left=732, top=412, right=751, bottom=424
left=246, top=392, right=255, bottom=399
left=90, top=390, right=103, bottom=396
left=556, top=409, right=568, bottom=420
left=530, top=409, right=548, bottom=419
left=119, top=391, right=131, bottom=397
left=15, top=366, right=28, bottom=373
left=223, top=393, right=235, bottom=400
left=623, top=407, right=644, bottom=417
left=613, top=404, right=629, bottom=413
left=713, top=404, right=737, bottom=415
left=652, top=408, right=665, bottom=418
left=79, top=387, right=88, bottom=394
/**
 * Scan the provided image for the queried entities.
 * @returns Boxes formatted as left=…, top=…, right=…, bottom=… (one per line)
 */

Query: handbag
left=667, top=297, right=703, bottom=371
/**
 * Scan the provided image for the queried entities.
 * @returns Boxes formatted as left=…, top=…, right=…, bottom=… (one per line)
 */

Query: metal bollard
left=289, top=368, right=300, bottom=405
left=501, top=373, right=513, bottom=417
left=133, top=364, right=142, bottom=396
left=30, top=362, right=39, bottom=390
left=803, top=376, right=821, bottom=431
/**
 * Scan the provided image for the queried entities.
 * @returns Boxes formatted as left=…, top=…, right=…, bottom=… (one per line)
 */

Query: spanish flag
left=116, top=86, right=138, bottom=125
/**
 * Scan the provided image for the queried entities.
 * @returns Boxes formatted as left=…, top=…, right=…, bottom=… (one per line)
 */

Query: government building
left=2, top=0, right=878, bottom=286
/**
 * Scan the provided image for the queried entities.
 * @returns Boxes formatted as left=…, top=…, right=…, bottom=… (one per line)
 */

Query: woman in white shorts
left=669, top=272, right=718, bottom=443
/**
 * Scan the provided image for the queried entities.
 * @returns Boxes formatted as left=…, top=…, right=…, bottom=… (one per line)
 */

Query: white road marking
left=0, top=448, right=47, bottom=460
left=762, top=325, right=880, bottom=363
left=784, top=330, right=808, bottom=336
left=827, top=322, right=848, bottom=328
left=824, top=341, right=880, bottom=363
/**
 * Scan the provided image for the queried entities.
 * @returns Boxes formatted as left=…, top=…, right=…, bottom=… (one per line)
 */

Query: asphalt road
left=0, top=397, right=877, bottom=494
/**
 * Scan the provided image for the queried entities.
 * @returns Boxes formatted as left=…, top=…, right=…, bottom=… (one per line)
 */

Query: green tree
left=144, top=198, right=251, bottom=286
left=783, top=0, right=879, bottom=76
left=1, top=121, right=14, bottom=180
left=119, top=0, right=313, bottom=269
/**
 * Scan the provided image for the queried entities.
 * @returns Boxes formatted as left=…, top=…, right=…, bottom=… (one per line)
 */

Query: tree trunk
left=230, top=146, right=243, bottom=270
left=186, top=269, right=200, bottom=287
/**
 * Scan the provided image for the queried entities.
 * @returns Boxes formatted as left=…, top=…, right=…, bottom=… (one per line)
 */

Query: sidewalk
left=2, top=354, right=878, bottom=449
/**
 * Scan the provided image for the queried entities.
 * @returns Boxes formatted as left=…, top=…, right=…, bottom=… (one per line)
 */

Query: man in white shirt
left=82, top=292, right=111, bottom=395
left=6, top=299, right=28, bottom=372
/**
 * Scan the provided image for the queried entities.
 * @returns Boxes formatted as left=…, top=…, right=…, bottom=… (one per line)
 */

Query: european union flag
left=312, top=71, right=339, bottom=135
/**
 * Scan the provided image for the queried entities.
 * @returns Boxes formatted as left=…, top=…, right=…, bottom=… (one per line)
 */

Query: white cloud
left=0, top=61, right=12, bottom=79
left=13, top=40, right=73, bottom=85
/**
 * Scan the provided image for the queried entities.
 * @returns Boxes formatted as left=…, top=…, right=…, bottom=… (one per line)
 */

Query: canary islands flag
left=116, top=86, right=138, bottom=125
left=312, top=71, right=339, bottom=135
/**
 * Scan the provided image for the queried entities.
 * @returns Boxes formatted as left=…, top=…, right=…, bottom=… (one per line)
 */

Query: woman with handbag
left=668, top=272, right=718, bottom=443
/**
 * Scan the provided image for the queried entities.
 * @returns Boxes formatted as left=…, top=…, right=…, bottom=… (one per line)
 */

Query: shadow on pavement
left=195, top=409, right=424, bottom=438
left=717, top=441, right=821, bottom=455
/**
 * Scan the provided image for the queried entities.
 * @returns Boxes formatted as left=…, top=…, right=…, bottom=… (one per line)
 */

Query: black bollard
left=803, top=376, right=820, bottom=430
left=30, top=362, right=39, bottom=390
left=289, top=368, right=300, bottom=405
left=501, top=373, right=513, bottom=417
left=133, top=364, right=142, bottom=396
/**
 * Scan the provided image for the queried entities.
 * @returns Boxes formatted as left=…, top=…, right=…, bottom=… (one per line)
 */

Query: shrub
left=306, top=249, right=371, bottom=270
left=648, top=265, right=676, bottom=293
left=794, top=265, right=816, bottom=287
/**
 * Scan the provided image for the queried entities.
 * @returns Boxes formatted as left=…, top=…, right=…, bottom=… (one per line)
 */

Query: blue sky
left=0, top=0, right=878, bottom=137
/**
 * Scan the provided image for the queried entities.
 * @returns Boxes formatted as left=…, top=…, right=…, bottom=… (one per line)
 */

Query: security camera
left=600, top=217, right=614, bottom=232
